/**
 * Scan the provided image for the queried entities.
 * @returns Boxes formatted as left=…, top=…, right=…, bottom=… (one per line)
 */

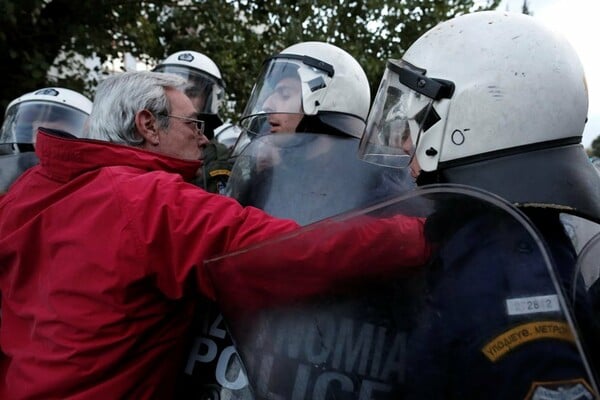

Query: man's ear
left=135, top=109, right=160, bottom=146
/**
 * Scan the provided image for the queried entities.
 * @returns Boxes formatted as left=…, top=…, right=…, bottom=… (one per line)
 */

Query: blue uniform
left=405, top=208, right=597, bottom=399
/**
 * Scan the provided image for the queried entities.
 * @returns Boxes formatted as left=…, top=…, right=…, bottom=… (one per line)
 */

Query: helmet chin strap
left=416, top=169, right=443, bottom=186
left=295, top=114, right=348, bottom=137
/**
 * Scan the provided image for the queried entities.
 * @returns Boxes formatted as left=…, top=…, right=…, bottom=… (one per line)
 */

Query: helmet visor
left=234, top=56, right=333, bottom=157
left=359, top=59, right=453, bottom=169
left=242, top=58, right=304, bottom=116
left=0, top=101, right=90, bottom=146
left=154, top=65, right=225, bottom=115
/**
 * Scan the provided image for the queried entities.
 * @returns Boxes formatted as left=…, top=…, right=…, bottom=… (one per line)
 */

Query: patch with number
left=525, top=379, right=595, bottom=399
left=506, top=295, right=561, bottom=316
left=481, top=321, right=574, bottom=362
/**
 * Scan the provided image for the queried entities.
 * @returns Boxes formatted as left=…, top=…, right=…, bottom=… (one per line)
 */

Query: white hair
left=85, top=71, right=188, bottom=145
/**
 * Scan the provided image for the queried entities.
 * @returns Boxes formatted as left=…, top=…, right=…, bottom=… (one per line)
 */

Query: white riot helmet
left=214, top=123, right=242, bottom=150
left=360, top=11, right=600, bottom=221
left=233, top=41, right=370, bottom=156
left=153, top=50, right=225, bottom=139
left=0, top=87, right=92, bottom=154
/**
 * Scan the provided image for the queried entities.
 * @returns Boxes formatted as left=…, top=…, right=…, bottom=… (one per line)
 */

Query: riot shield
left=205, top=185, right=599, bottom=400
left=177, top=133, right=414, bottom=399
left=0, top=153, right=39, bottom=193
left=576, top=232, right=600, bottom=297
left=574, top=231, right=600, bottom=356
left=176, top=294, right=253, bottom=400
left=561, top=214, right=600, bottom=255
left=226, top=132, right=414, bottom=226
left=572, top=228, right=600, bottom=384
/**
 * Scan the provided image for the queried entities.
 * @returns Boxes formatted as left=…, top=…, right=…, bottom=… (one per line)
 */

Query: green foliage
left=0, top=0, right=162, bottom=115
left=0, top=0, right=499, bottom=124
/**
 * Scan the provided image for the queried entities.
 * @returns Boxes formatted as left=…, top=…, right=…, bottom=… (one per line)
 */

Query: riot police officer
left=154, top=50, right=232, bottom=194
left=0, top=87, right=92, bottom=193
left=180, top=42, right=415, bottom=400
left=359, top=11, right=600, bottom=399
left=228, top=41, right=413, bottom=224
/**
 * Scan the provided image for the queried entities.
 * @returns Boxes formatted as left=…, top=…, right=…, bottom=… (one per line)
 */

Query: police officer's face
left=188, top=95, right=206, bottom=114
left=262, top=77, right=303, bottom=133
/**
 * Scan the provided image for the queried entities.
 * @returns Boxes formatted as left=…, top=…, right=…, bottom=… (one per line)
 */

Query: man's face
left=262, top=77, right=304, bottom=133
left=155, top=88, right=209, bottom=161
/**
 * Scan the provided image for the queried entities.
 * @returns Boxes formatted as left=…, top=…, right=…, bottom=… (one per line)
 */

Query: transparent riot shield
left=205, top=185, right=599, bottom=400
left=226, top=132, right=414, bottom=226
left=573, top=230, right=600, bottom=379
left=576, top=232, right=600, bottom=297
left=177, top=133, right=414, bottom=399
left=561, top=214, right=600, bottom=255
left=0, top=153, right=39, bottom=193
left=176, top=294, right=253, bottom=400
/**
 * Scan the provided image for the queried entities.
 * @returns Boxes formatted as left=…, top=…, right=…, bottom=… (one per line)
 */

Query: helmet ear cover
left=295, top=113, right=365, bottom=138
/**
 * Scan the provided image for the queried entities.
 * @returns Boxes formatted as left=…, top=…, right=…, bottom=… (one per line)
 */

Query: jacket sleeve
left=123, top=173, right=299, bottom=300
left=205, top=213, right=430, bottom=313
left=124, top=173, right=429, bottom=303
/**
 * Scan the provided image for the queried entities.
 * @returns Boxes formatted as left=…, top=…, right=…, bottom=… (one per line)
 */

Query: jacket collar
left=35, top=128, right=202, bottom=182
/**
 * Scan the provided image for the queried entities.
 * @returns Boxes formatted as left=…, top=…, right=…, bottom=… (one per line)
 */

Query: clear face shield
left=359, top=59, right=454, bottom=169
left=154, top=65, right=225, bottom=115
left=231, top=55, right=334, bottom=158
left=0, top=101, right=90, bottom=152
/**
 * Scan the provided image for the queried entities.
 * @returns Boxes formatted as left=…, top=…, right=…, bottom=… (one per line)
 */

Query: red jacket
left=0, top=130, right=429, bottom=399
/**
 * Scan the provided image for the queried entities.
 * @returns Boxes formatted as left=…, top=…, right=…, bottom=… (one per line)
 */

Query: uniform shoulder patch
left=208, top=169, right=231, bottom=177
left=525, top=378, right=596, bottom=399
left=481, top=320, right=574, bottom=362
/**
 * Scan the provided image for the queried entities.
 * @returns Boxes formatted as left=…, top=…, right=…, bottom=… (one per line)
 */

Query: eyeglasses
left=160, top=114, right=205, bottom=135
